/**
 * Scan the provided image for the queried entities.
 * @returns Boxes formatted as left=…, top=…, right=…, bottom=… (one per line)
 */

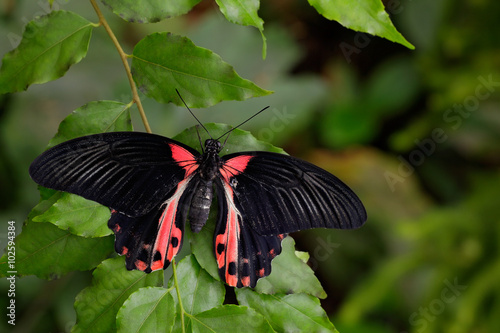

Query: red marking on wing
left=169, top=143, right=198, bottom=177
left=215, top=181, right=242, bottom=287
left=121, top=246, right=128, bottom=255
left=151, top=260, right=163, bottom=271
left=135, top=260, right=147, bottom=271
left=220, top=155, right=253, bottom=183
left=241, top=276, right=250, bottom=287
left=150, top=178, right=190, bottom=269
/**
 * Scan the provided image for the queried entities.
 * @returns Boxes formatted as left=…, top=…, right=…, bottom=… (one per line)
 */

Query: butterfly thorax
left=188, top=139, right=222, bottom=233
left=197, top=139, right=222, bottom=181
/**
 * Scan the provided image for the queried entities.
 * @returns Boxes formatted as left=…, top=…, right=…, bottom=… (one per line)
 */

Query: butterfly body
left=185, top=139, right=222, bottom=233
left=30, top=131, right=367, bottom=288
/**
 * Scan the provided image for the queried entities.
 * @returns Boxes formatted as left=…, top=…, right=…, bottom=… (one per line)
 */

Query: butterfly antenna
left=176, top=89, right=213, bottom=139
left=219, top=131, right=232, bottom=151
left=195, top=125, right=205, bottom=153
left=215, top=106, right=270, bottom=141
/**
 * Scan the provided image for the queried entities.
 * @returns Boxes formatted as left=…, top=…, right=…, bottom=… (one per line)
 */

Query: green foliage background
left=0, top=0, right=499, bottom=332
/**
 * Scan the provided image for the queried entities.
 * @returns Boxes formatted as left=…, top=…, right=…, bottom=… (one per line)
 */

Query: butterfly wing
left=109, top=176, right=201, bottom=272
left=212, top=151, right=366, bottom=287
left=29, top=132, right=200, bottom=216
left=30, top=131, right=202, bottom=272
left=219, top=151, right=367, bottom=236
left=214, top=177, right=285, bottom=288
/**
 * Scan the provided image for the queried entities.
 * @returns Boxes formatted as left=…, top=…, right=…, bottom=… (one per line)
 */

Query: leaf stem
left=89, top=0, right=152, bottom=133
left=172, top=258, right=186, bottom=333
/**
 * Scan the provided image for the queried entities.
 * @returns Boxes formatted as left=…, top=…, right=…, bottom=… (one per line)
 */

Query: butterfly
left=29, top=126, right=366, bottom=288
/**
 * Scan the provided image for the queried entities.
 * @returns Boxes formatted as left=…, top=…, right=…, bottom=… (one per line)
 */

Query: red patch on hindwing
left=109, top=175, right=191, bottom=274
left=215, top=181, right=242, bottom=287
left=241, top=275, right=250, bottom=287
left=147, top=178, right=190, bottom=270
left=135, top=260, right=148, bottom=271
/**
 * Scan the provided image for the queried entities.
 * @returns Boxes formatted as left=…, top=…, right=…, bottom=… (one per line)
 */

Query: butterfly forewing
left=29, top=132, right=200, bottom=217
left=220, top=151, right=367, bottom=236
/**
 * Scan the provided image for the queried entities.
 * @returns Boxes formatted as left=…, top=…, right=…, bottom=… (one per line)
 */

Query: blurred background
left=1, top=0, right=499, bottom=332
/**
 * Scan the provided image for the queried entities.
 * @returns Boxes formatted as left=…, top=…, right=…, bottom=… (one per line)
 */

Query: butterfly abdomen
left=188, top=179, right=213, bottom=233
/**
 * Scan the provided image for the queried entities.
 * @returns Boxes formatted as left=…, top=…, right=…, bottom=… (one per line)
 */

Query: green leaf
left=0, top=10, right=94, bottom=93
left=33, top=192, right=112, bottom=238
left=0, top=192, right=114, bottom=279
left=72, top=257, right=163, bottom=333
left=255, top=237, right=327, bottom=299
left=308, top=0, right=413, bottom=49
left=236, top=289, right=338, bottom=333
left=215, top=0, right=267, bottom=58
left=48, top=101, right=132, bottom=147
left=116, top=287, right=175, bottom=333
left=131, top=33, right=272, bottom=108
left=102, top=0, right=202, bottom=23
left=168, top=255, right=225, bottom=315
left=187, top=215, right=220, bottom=282
left=189, top=305, right=274, bottom=332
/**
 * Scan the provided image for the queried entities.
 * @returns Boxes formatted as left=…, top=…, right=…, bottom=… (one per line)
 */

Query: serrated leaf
left=33, top=192, right=112, bottom=237
left=236, top=289, right=338, bottom=333
left=215, top=0, right=267, bottom=58
left=116, top=287, right=175, bottom=333
left=308, top=0, right=413, bottom=49
left=189, top=305, right=274, bottom=332
left=168, top=255, right=225, bottom=315
left=72, top=257, right=163, bottom=333
left=255, top=237, right=327, bottom=299
left=48, top=100, right=132, bottom=147
left=131, top=33, right=271, bottom=108
left=0, top=10, right=94, bottom=93
left=0, top=192, right=113, bottom=279
left=101, top=0, right=202, bottom=23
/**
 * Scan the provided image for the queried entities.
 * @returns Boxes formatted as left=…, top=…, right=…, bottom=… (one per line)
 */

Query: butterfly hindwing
left=220, top=151, right=367, bottom=236
left=108, top=176, right=198, bottom=272
left=214, top=177, right=285, bottom=288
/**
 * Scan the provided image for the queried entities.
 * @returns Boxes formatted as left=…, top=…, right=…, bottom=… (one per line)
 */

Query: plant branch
left=89, top=0, right=152, bottom=133
left=172, top=258, right=186, bottom=333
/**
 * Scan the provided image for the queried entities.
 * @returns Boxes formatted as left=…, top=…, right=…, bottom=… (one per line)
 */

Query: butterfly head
left=204, top=139, right=222, bottom=154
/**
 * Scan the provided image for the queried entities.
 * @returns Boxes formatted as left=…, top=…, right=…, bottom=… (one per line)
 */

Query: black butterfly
left=30, top=128, right=366, bottom=288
